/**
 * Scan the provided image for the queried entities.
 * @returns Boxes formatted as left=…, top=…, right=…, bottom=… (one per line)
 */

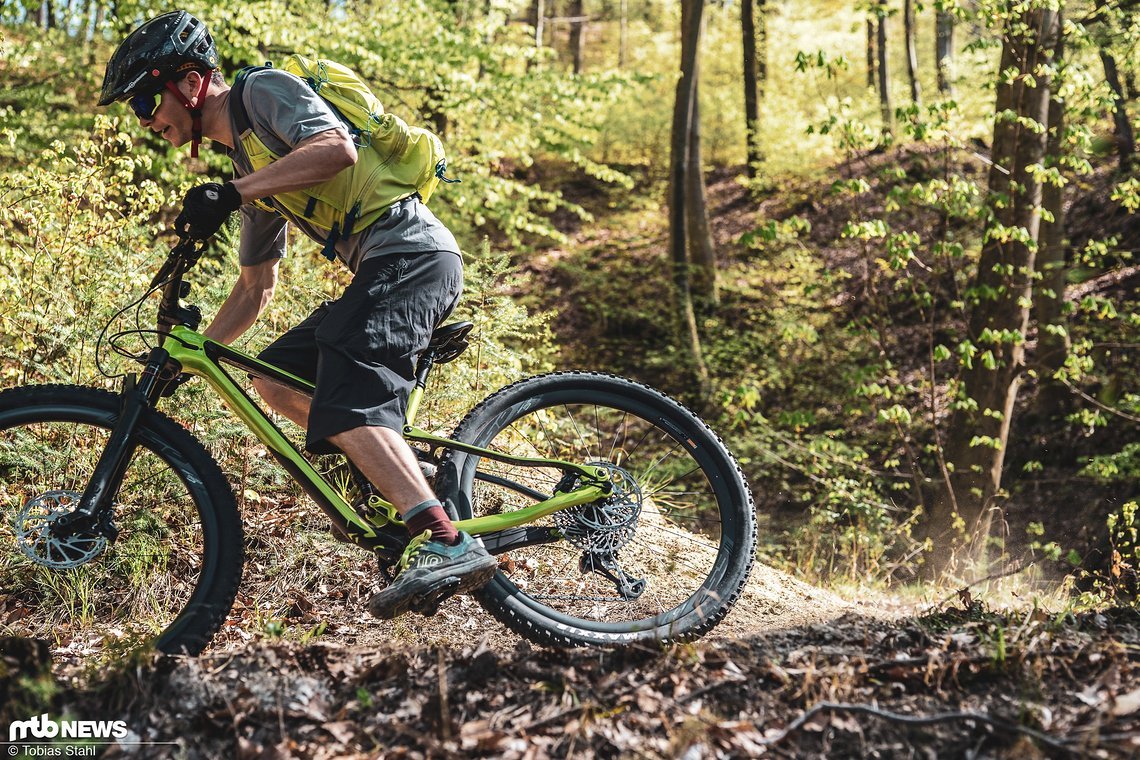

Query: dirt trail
left=246, top=557, right=853, bottom=654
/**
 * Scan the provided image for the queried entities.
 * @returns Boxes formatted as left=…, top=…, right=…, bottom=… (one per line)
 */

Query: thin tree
left=688, top=89, right=719, bottom=305
left=867, top=17, right=876, bottom=88
left=531, top=0, right=546, bottom=52
left=904, top=0, right=922, bottom=106
left=569, top=0, right=586, bottom=74
left=924, top=5, right=1061, bottom=570
left=670, top=0, right=711, bottom=393
left=40, top=0, right=56, bottom=29
left=619, top=0, right=628, bottom=68
left=742, top=0, right=768, bottom=177
left=936, top=4, right=954, bottom=94
left=1100, top=48, right=1136, bottom=169
left=1032, top=16, right=1071, bottom=417
left=877, top=0, right=893, bottom=134
left=86, top=0, right=106, bottom=58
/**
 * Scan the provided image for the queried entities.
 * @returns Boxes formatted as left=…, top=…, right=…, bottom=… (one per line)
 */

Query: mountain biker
left=97, top=10, right=497, bottom=619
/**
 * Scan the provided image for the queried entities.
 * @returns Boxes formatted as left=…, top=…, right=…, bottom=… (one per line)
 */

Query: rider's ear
left=181, top=71, right=204, bottom=105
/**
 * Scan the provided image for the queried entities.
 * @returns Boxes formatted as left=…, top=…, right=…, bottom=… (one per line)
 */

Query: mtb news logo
left=8, top=713, right=128, bottom=742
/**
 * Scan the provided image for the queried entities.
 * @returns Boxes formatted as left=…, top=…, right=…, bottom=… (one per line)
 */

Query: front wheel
left=445, top=372, right=757, bottom=647
left=0, top=385, right=244, bottom=668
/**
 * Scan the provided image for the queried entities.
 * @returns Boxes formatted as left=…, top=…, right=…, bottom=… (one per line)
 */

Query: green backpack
left=232, top=54, right=458, bottom=259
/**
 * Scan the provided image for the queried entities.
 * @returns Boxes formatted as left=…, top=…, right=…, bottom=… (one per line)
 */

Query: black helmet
left=98, top=10, right=218, bottom=106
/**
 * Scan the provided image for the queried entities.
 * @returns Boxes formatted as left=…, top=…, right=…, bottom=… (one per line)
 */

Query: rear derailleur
left=579, top=551, right=646, bottom=601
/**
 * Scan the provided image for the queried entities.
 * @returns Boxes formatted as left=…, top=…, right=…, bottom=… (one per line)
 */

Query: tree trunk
left=905, top=0, right=921, bottom=106
left=687, top=92, right=719, bottom=306
left=569, top=0, right=585, bottom=74
left=867, top=18, right=876, bottom=88
left=1032, top=20, right=1071, bottom=418
left=670, top=0, right=711, bottom=393
left=742, top=0, right=762, bottom=176
left=877, top=0, right=893, bottom=134
left=530, top=0, right=545, bottom=52
left=936, top=9, right=954, bottom=94
left=86, top=0, right=104, bottom=57
left=1100, top=50, right=1136, bottom=170
left=757, top=0, right=767, bottom=86
left=478, top=0, right=494, bottom=79
left=619, top=0, right=628, bottom=69
left=925, top=7, right=1061, bottom=572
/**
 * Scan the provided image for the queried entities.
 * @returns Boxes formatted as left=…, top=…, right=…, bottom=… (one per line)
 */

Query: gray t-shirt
left=228, top=68, right=460, bottom=272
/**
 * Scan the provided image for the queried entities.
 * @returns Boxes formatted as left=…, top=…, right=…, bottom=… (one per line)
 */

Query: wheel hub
left=554, top=462, right=643, bottom=553
left=15, top=491, right=108, bottom=569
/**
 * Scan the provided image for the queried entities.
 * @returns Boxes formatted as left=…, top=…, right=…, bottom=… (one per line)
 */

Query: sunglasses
left=128, top=91, right=162, bottom=120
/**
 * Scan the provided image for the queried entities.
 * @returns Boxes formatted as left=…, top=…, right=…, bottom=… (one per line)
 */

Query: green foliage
left=1081, top=440, right=1140, bottom=483
left=418, top=242, right=558, bottom=430
left=2, top=0, right=638, bottom=250
left=729, top=400, right=919, bottom=583
left=763, top=0, right=1140, bottom=588
left=1110, top=177, right=1140, bottom=212
left=1026, top=520, right=1081, bottom=565
left=1072, top=501, right=1139, bottom=607
left=0, top=118, right=173, bottom=386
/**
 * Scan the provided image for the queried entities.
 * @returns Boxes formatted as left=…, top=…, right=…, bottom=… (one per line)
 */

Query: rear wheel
left=445, top=372, right=756, bottom=647
left=0, top=385, right=243, bottom=668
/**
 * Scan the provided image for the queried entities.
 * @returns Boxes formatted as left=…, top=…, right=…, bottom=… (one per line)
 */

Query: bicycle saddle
left=427, top=321, right=474, bottom=364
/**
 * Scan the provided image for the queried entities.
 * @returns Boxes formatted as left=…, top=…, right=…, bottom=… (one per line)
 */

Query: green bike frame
left=159, top=325, right=611, bottom=548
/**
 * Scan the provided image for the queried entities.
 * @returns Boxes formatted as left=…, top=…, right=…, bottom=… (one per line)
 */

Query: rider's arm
left=229, top=129, right=357, bottom=203
left=203, top=258, right=279, bottom=346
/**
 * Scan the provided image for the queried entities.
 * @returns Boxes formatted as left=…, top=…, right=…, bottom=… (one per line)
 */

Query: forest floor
left=3, top=158, right=1139, bottom=758
left=4, top=592, right=1139, bottom=758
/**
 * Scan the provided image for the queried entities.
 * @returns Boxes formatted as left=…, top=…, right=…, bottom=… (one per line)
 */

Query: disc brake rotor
left=554, top=462, right=643, bottom=553
left=15, top=491, right=108, bottom=569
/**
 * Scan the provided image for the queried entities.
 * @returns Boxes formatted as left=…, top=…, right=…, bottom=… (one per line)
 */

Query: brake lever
left=149, top=236, right=202, bottom=289
left=149, top=253, right=179, bottom=290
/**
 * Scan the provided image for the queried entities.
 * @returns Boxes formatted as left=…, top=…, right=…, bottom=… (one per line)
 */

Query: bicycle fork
left=51, top=348, right=181, bottom=541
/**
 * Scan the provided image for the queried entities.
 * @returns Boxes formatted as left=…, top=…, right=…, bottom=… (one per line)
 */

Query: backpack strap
left=231, top=65, right=292, bottom=220
left=230, top=65, right=271, bottom=137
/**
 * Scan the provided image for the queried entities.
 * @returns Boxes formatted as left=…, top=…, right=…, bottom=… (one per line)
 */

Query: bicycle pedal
left=411, top=576, right=461, bottom=616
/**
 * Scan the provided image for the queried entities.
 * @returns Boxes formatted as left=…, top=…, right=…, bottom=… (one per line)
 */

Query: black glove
left=175, top=181, right=243, bottom=240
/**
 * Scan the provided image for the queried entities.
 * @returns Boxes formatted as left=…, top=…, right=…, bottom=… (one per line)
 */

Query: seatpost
left=413, top=349, right=437, bottom=391
left=404, top=348, right=439, bottom=429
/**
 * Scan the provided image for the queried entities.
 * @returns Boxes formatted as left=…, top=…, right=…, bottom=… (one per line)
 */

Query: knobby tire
left=444, top=372, right=757, bottom=647
left=0, top=385, right=243, bottom=664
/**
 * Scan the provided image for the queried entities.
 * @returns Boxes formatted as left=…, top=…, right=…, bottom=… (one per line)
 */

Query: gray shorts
left=257, top=251, right=463, bottom=454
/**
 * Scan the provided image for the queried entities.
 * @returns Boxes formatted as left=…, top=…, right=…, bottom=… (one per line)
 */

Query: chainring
left=15, top=491, right=108, bottom=569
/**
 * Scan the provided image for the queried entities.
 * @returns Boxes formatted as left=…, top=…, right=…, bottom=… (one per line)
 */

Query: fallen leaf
left=323, top=721, right=357, bottom=743
left=1111, top=687, right=1140, bottom=717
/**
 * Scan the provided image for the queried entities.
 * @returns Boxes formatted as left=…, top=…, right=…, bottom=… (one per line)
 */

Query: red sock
left=403, top=499, right=459, bottom=545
